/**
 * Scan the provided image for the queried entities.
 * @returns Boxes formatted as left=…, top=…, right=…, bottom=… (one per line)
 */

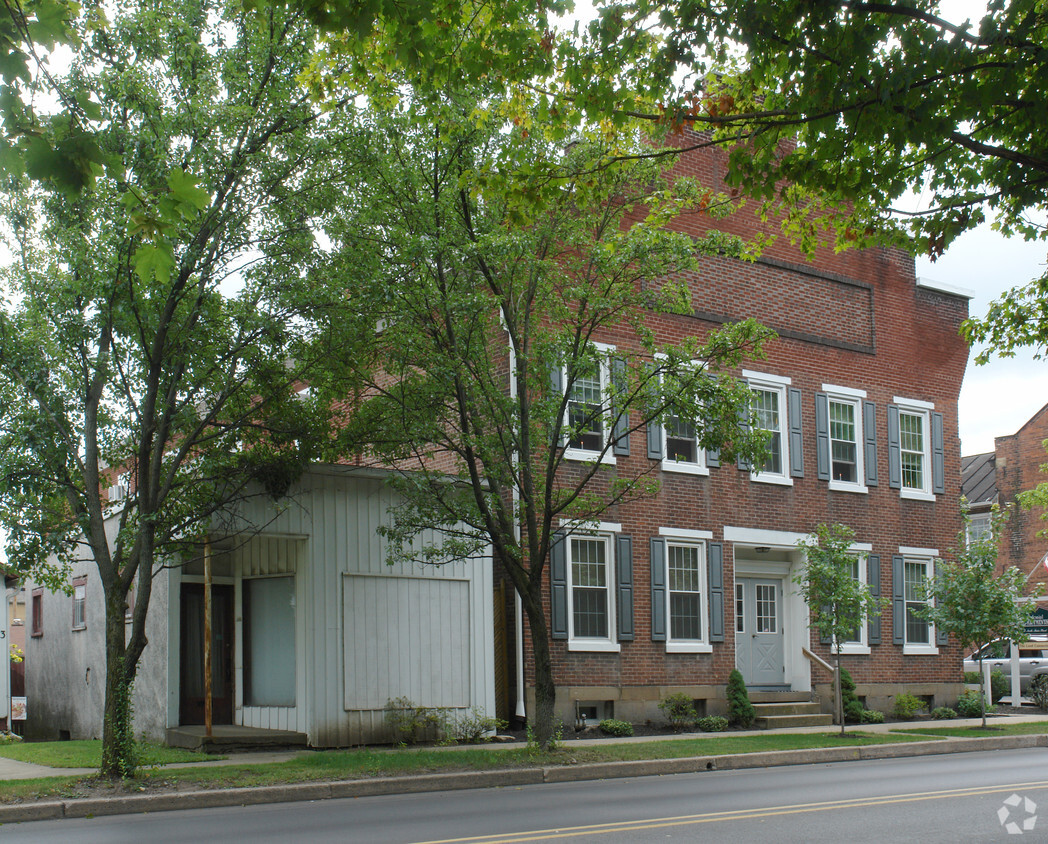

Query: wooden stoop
left=749, top=691, right=834, bottom=729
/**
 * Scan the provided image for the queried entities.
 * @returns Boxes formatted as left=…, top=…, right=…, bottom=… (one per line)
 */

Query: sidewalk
left=1, top=713, right=1046, bottom=824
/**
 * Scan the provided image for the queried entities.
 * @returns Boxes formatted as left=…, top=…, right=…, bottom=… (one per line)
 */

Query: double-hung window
left=967, top=513, right=992, bottom=546
left=838, top=548, right=872, bottom=654
left=904, top=558, right=931, bottom=646
left=563, top=529, right=622, bottom=652
left=889, top=398, right=942, bottom=501
left=895, top=549, right=939, bottom=653
left=744, top=371, right=794, bottom=485
left=652, top=528, right=714, bottom=653
left=816, top=385, right=870, bottom=493
left=563, top=343, right=615, bottom=463
left=666, top=538, right=709, bottom=651
left=72, top=576, right=87, bottom=631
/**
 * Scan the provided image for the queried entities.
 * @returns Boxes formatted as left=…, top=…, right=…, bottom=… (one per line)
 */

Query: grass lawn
left=0, top=740, right=216, bottom=768
left=0, top=730, right=938, bottom=804
left=892, top=721, right=1048, bottom=738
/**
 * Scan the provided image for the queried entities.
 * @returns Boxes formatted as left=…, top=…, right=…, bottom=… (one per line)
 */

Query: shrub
left=990, top=669, right=1009, bottom=703
left=963, top=671, right=981, bottom=684
left=891, top=693, right=928, bottom=720
left=931, top=706, right=957, bottom=720
left=839, top=668, right=864, bottom=723
left=726, top=669, right=756, bottom=728
left=658, top=692, right=698, bottom=732
left=697, top=715, right=729, bottom=732
left=384, top=697, right=441, bottom=744
left=598, top=719, right=634, bottom=737
left=437, top=707, right=508, bottom=744
left=1029, top=675, right=1048, bottom=712
left=956, top=689, right=993, bottom=718
left=860, top=709, right=885, bottom=724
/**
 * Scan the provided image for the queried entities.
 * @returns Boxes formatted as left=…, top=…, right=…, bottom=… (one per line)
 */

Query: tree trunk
left=100, top=586, right=136, bottom=779
left=522, top=593, right=557, bottom=749
left=834, top=651, right=844, bottom=736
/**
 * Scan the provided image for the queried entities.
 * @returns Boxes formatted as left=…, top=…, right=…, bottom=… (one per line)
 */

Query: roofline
left=916, top=276, right=975, bottom=299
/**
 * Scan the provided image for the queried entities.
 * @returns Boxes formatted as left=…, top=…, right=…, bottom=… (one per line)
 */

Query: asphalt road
left=6, top=748, right=1048, bottom=843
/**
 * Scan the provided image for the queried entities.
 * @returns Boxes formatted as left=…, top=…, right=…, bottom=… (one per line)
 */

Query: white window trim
left=901, top=552, right=938, bottom=655
left=658, top=356, right=708, bottom=476
left=838, top=546, right=871, bottom=655
left=746, top=373, right=792, bottom=486
left=563, top=342, right=616, bottom=465
left=663, top=536, right=712, bottom=653
left=895, top=399, right=934, bottom=501
left=823, top=387, right=868, bottom=495
left=566, top=532, right=621, bottom=653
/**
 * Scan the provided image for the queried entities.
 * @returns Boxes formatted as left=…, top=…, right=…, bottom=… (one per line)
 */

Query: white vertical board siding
left=227, top=469, right=494, bottom=747
left=343, top=575, right=471, bottom=710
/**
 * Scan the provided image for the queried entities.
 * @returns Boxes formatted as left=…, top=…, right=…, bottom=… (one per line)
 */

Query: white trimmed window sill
left=662, top=461, right=709, bottom=476
left=750, top=473, right=793, bottom=487
left=900, top=488, right=935, bottom=502
left=838, top=644, right=871, bottom=656
left=666, top=642, right=713, bottom=654
left=903, top=645, right=939, bottom=656
left=567, top=640, right=622, bottom=653
left=564, top=448, right=616, bottom=466
left=829, top=481, right=869, bottom=494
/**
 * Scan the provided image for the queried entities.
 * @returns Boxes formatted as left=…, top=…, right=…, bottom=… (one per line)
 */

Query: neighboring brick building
left=522, top=140, right=971, bottom=723
left=962, top=403, right=1048, bottom=599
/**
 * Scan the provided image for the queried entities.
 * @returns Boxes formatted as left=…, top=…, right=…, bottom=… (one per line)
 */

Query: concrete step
left=748, top=691, right=812, bottom=704
left=752, top=701, right=825, bottom=717
left=754, top=712, right=834, bottom=729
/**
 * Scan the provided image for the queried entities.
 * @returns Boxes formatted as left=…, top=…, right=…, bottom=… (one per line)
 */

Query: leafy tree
left=325, top=88, right=773, bottom=748
left=923, top=508, right=1034, bottom=727
left=795, top=523, right=883, bottom=734
left=0, top=0, right=359, bottom=778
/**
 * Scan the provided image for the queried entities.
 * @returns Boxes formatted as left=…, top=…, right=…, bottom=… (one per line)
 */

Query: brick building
left=962, top=403, right=1048, bottom=598
left=520, top=141, right=971, bottom=724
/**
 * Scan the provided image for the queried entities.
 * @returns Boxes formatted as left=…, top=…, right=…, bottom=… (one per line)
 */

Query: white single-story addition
left=24, top=466, right=495, bottom=747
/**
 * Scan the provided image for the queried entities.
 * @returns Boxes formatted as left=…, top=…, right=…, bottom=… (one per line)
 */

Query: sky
left=916, top=234, right=1047, bottom=456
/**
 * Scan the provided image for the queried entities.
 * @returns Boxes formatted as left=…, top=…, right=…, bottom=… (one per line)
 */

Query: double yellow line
left=415, top=780, right=1048, bottom=843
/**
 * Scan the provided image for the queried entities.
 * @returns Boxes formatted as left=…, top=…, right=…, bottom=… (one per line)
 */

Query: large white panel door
left=736, top=577, right=785, bottom=687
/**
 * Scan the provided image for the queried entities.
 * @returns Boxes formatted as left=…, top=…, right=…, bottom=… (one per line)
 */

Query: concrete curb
left=1, top=734, right=1045, bottom=825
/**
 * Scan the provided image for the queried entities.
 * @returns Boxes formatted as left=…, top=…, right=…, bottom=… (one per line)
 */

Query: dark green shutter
left=815, top=392, right=830, bottom=481
left=611, top=358, right=630, bottom=456
left=867, top=553, right=881, bottom=645
left=934, top=557, right=949, bottom=645
left=737, top=406, right=751, bottom=470
left=616, top=534, right=634, bottom=641
left=931, top=411, right=945, bottom=495
left=709, top=542, right=725, bottom=643
left=647, top=420, right=664, bottom=460
left=887, top=405, right=902, bottom=489
left=706, top=447, right=720, bottom=467
left=892, top=554, right=905, bottom=645
left=551, top=532, right=568, bottom=640
left=650, top=538, right=667, bottom=641
left=863, top=401, right=878, bottom=486
left=788, top=387, right=804, bottom=478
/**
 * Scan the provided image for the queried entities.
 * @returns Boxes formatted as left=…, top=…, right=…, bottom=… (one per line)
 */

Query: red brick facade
left=978, top=404, right=1048, bottom=592
left=518, top=142, right=970, bottom=722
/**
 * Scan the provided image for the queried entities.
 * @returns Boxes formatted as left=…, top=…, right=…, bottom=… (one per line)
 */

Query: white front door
left=736, top=577, right=785, bottom=686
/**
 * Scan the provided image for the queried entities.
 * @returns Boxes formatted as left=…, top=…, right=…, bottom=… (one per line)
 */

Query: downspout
left=507, top=320, right=526, bottom=721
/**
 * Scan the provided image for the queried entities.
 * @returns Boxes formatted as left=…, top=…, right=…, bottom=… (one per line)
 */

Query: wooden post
left=204, top=538, right=213, bottom=738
